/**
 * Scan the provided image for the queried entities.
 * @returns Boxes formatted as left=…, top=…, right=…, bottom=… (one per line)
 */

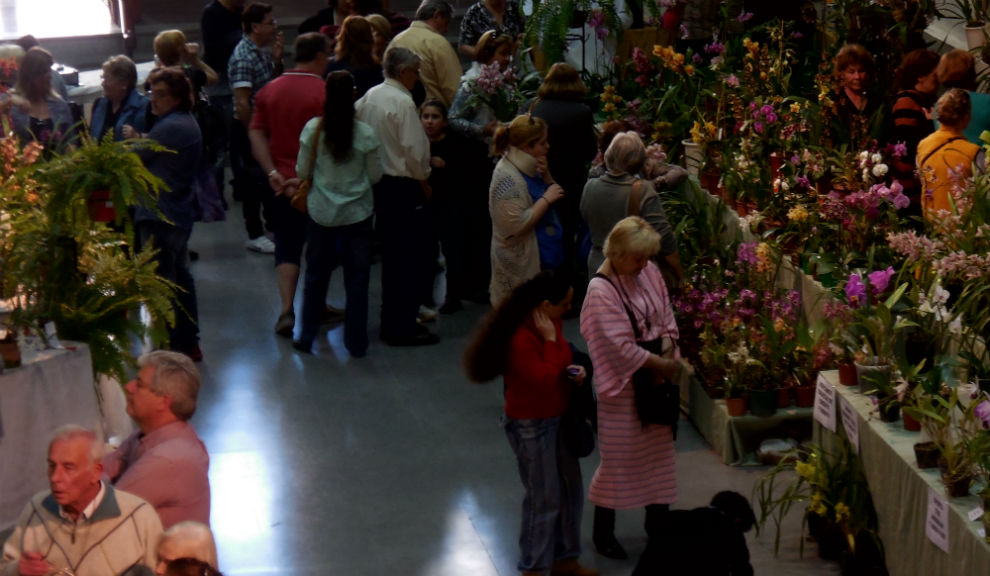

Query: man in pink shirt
left=104, top=351, right=211, bottom=529
left=249, top=32, right=331, bottom=338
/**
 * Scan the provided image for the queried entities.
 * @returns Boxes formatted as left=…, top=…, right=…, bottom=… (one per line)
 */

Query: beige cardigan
left=489, top=147, right=542, bottom=306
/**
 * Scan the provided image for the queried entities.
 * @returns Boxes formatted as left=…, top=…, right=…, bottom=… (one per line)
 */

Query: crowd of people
left=1, top=2, right=987, bottom=575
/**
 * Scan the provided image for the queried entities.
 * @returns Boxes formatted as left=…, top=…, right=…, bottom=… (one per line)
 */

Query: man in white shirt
left=387, top=0, right=460, bottom=107
left=356, top=47, right=439, bottom=346
left=1, top=426, right=162, bottom=576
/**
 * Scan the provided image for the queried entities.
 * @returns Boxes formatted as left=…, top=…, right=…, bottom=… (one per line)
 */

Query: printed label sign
left=840, top=396, right=859, bottom=452
left=926, top=488, right=950, bottom=553
left=814, top=372, right=836, bottom=433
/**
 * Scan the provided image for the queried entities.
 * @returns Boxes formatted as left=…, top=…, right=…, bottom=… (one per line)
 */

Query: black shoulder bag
left=594, top=273, right=680, bottom=434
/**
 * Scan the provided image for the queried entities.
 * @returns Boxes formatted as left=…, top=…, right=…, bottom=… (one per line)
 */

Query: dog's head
left=710, top=491, right=756, bottom=533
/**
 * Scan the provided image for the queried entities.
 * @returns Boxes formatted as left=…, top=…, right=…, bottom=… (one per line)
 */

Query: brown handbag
left=290, top=117, right=323, bottom=214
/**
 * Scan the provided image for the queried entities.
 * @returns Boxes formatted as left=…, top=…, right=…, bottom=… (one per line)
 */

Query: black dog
left=632, top=491, right=756, bottom=576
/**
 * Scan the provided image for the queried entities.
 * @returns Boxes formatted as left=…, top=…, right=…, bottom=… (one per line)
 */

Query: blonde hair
left=538, top=62, right=586, bottom=100
left=492, top=115, right=546, bottom=156
left=154, top=30, right=187, bottom=67
left=937, top=49, right=976, bottom=90
left=366, top=13, right=392, bottom=41
left=935, top=88, right=971, bottom=129
left=604, top=216, right=661, bottom=261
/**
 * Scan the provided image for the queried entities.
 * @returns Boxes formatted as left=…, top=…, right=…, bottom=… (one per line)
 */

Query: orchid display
left=465, top=61, right=524, bottom=123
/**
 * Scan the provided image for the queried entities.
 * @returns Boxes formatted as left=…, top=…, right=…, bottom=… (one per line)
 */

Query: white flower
left=871, top=153, right=883, bottom=164
left=862, top=167, right=870, bottom=181
left=858, top=150, right=869, bottom=162
left=780, top=180, right=790, bottom=191
left=872, top=163, right=888, bottom=177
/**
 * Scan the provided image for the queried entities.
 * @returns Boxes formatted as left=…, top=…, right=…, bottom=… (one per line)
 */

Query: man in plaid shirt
left=228, top=2, right=284, bottom=253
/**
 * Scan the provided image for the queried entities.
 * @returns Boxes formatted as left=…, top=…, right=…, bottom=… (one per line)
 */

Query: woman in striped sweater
left=580, top=216, right=682, bottom=560
left=464, top=270, right=597, bottom=576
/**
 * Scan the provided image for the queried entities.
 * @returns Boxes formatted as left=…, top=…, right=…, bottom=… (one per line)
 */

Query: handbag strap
left=626, top=178, right=643, bottom=217
left=594, top=272, right=642, bottom=341
left=304, top=117, right=323, bottom=179
left=919, top=136, right=964, bottom=169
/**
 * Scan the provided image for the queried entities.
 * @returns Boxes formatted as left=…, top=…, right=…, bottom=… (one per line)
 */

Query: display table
left=813, top=371, right=990, bottom=576
left=686, top=375, right=813, bottom=465
left=0, top=344, right=101, bottom=532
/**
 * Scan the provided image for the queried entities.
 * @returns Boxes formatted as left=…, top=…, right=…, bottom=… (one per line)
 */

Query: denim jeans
left=502, top=414, right=584, bottom=572
left=298, top=216, right=373, bottom=356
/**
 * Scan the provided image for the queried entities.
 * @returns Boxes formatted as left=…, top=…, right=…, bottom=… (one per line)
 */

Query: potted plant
left=754, top=439, right=884, bottom=564
left=524, top=0, right=622, bottom=66
left=941, top=0, right=989, bottom=48
left=843, top=269, right=915, bottom=385
left=0, top=135, right=177, bottom=383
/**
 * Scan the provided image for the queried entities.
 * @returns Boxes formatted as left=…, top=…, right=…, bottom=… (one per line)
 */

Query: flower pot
left=876, top=399, right=899, bottom=423
left=682, top=139, right=703, bottom=177
left=902, top=411, right=921, bottom=431
left=87, top=190, right=116, bottom=222
left=777, top=386, right=793, bottom=408
left=913, top=441, right=940, bottom=469
left=808, top=513, right=847, bottom=561
left=942, top=472, right=973, bottom=498
left=795, top=385, right=816, bottom=407
left=964, top=24, right=989, bottom=50
left=0, top=339, right=21, bottom=369
left=749, top=389, right=778, bottom=417
left=855, top=362, right=891, bottom=395
left=725, top=397, right=747, bottom=417
left=838, top=363, right=857, bottom=386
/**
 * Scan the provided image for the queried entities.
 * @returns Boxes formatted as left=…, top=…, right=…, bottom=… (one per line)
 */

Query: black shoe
left=593, top=534, right=627, bottom=560
left=291, top=340, right=313, bottom=354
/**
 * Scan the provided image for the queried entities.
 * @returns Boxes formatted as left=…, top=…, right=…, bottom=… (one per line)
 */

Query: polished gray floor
left=186, top=209, right=839, bottom=576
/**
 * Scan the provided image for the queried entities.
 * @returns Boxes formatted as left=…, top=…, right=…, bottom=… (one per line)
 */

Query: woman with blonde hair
left=326, top=15, right=383, bottom=98
left=365, top=13, right=392, bottom=62
left=153, top=29, right=218, bottom=88
left=917, top=88, right=987, bottom=218
left=580, top=216, right=682, bottom=560
left=9, top=47, right=74, bottom=154
left=90, top=55, right=147, bottom=141
left=936, top=49, right=989, bottom=145
left=489, top=114, right=565, bottom=305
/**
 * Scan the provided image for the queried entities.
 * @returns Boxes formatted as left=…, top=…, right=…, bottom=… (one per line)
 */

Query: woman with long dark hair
left=292, top=70, right=383, bottom=357
left=464, top=270, right=597, bottom=576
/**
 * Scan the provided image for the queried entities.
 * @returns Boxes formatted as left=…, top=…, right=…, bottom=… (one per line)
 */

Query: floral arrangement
left=465, top=61, right=524, bottom=123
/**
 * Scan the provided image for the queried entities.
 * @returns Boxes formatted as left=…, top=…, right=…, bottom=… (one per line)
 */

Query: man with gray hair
left=356, top=47, right=438, bottom=346
left=1, top=425, right=162, bottom=576
left=386, top=0, right=460, bottom=107
left=104, top=351, right=211, bottom=529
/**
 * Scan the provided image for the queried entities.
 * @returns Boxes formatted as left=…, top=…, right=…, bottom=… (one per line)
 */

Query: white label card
left=968, top=506, right=985, bottom=522
left=813, top=372, right=836, bottom=433
left=840, top=396, right=859, bottom=453
left=926, top=488, right=950, bottom=553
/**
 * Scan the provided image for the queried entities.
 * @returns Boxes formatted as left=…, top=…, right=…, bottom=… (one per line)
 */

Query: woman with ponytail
left=464, top=270, right=597, bottom=576
left=489, top=114, right=565, bottom=306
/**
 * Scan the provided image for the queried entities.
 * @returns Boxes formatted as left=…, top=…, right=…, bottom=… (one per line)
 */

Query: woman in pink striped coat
left=579, top=216, right=682, bottom=560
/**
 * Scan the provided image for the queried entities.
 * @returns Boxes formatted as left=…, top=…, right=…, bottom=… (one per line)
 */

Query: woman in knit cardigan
left=488, top=115, right=565, bottom=305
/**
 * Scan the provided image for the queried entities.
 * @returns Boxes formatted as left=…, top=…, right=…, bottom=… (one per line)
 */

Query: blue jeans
left=502, top=415, right=584, bottom=572
left=298, top=216, right=373, bottom=356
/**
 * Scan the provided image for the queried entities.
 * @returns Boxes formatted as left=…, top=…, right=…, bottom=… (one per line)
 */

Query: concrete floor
left=184, top=207, right=839, bottom=575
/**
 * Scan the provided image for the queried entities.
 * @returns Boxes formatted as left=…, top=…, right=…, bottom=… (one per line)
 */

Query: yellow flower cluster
left=755, top=242, right=773, bottom=273
left=809, top=492, right=828, bottom=516
left=652, top=44, right=686, bottom=72
left=743, top=38, right=760, bottom=59
left=795, top=461, right=815, bottom=481
left=690, top=121, right=718, bottom=145
left=651, top=121, right=671, bottom=144
left=834, top=502, right=850, bottom=523
left=600, top=85, right=624, bottom=116
left=787, top=205, right=809, bottom=222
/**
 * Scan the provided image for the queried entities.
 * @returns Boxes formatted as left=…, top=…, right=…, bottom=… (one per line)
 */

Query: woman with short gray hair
left=90, top=54, right=148, bottom=141
left=580, top=132, right=682, bottom=292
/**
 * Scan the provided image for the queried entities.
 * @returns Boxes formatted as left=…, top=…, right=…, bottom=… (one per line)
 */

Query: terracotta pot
left=777, top=386, right=793, bottom=408
left=795, top=385, right=816, bottom=407
left=913, top=441, right=940, bottom=469
left=725, top=397, right=747, bottom=417
left=837, top=363, right=857, bottom=386
left=0, top=340, right=21, bottom=369
left=902, top=411, right=921, bottom=431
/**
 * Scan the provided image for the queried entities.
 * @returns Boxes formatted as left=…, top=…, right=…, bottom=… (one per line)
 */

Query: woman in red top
left=465, top=271, right=597, bottom=576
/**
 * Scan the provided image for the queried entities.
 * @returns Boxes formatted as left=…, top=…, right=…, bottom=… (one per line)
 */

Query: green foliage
left=524, top=0, right=622, bottom=69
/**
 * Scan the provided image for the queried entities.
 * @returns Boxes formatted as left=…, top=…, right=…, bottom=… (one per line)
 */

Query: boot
left=550, top=558, right=600, bottom=576
left=592, top=506, right=627, bottom=560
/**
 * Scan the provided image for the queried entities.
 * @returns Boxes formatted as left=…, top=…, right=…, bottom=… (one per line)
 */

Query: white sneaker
left=246, top=236, right=276, bottom=254
left=417, top=305, right=438, bottom=323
